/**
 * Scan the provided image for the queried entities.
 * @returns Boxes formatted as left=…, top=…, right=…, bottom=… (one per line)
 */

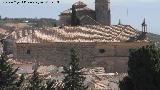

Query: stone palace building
left=59, top=0, right=111, bottom=26
left=8, top=0, right=149, bottom=73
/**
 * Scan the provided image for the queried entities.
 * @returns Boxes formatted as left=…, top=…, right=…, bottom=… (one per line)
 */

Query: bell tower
left=140, top=18, right=148, bottom=40
left=142, top=18, right=147, bottom=33
left=95, top=0, right=111, bottom=25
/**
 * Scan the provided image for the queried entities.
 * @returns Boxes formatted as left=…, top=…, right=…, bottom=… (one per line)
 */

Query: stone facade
left=59, top=0, right=111, bottom=26
left=11, top=23, right=148, bottom=73
left=59, top=14, right=71, bottom=26
left=13, top=42, right=148, bottom=73
left=95, top=0, right=111, bottom=25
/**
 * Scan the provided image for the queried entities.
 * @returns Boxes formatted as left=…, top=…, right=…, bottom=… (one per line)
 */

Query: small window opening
left=27, top=50, right=31, bottom=54
left=99, top=49, right=105, bottom=54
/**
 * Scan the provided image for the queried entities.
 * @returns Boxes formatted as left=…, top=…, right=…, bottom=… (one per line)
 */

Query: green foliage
left=16, top=74, right=25, bottom=90
left=33, top=18, right=57, bottom=28
left=0, top=49, right=87, bottom=90
left=148, top=33, right=160, bottom=47
left=0, top=53, right=22, bottom=90
left=46, top=79, right=59, bottom=90
left=0, top=53, right=61, bottom=90
left=28, top=68, right=44, bottom=90
left=71, top=5, right=80, bottom=26
left=119, top=45, right=160, bottom=90
left=62, top=49, right=86, bottom=90
left=119, top=76, right=134, bottom=90
left=0, top=18, right=57, bottom=28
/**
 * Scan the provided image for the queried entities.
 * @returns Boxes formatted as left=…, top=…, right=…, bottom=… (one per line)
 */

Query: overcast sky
left=0, top=0, right=159, bottom=34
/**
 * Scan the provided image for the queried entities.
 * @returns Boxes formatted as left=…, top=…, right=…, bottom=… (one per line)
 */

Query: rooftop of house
left=73, top=1, right=87, bottom=8
left=12, top=25, right=147, bottom=43
left=8, top=59, right=32, bottom=65
left=60, top=1, right=94, bottom=16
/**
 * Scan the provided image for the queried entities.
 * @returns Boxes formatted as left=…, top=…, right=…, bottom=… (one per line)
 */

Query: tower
left=95, top=0, right=111, bottom=25
left=142, top=18, right=147, bottom=33
left=141, top=18, right=148, bottom=40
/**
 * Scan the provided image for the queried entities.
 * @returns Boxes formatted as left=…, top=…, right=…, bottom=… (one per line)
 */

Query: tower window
left=99, top=49, right=105, bottom=54
left=26, top=50, right=31, bottom=54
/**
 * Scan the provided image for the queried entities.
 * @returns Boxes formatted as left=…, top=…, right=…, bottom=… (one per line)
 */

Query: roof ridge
left=113, top=25, right=128, bottom=41
left=73, top=1, right=87, bottom=6
left=80, top=15, right=100, bottom=25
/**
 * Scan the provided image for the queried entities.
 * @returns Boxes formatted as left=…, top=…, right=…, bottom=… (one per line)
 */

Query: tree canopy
left=62, top=49, right=86, bottom=90
left=0, top=54, right=23, bottom=90
left=119, top=45, right=160, bottom=90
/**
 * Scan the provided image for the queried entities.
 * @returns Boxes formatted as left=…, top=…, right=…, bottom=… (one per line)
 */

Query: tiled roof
left=60, top=1, right=94, bottom=15
left=76, top=7, right=93, bottom=11
left=80, top=15, right=100, bottom=25
left=73, top=1, right=87, bottom=7
left=14, top=25, right=145, bottom=43
left=61, top=9, right=71, bottom=14
left=60, top=7, right=94, bottom=15
left=8, top=59, right=32, bottom=65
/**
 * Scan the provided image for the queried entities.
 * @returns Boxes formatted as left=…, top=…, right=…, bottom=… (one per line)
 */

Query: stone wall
left=59, top=15, right=71, bottom=25
left=13, top=42, right=148, bottom=73
left=95, top=0, right=111, bottom=25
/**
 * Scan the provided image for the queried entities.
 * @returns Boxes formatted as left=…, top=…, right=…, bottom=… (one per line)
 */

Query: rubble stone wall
left=13, top=42, right=148, bottom=73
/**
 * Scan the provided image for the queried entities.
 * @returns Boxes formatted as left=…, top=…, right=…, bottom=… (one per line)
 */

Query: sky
left=0, top=0, right=160, bottom=34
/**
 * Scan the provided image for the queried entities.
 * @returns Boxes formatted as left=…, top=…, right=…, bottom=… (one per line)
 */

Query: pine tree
left=46, top=79, right=58, bottom=90
left=119, top=76, right=134, bottom=90
left=62, top=49, right=86, bottom=90
left=0, top=53, right=20, bottom=90
left=119, top=45, right=160, bottom=90
left=16, top=74, right=25, bottom=90
left=28, top=68, right=44, bottom=90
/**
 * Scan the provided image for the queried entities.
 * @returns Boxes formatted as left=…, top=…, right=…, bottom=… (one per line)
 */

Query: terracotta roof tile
left=14, top=25, right=145, bottom=43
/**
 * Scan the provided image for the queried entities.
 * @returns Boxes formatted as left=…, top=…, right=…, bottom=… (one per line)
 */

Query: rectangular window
left=27, top=50, right=31, bottom=54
